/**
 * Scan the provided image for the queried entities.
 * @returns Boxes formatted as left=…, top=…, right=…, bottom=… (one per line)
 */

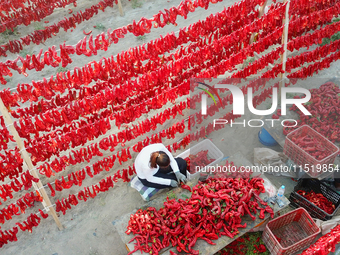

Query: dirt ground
left=0, top=0, right=340, bottom=254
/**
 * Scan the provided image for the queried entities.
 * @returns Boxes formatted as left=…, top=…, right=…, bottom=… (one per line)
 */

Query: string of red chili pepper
left=289, top=0, right=339, bottom=19
left=0, top=0, right=77, bottom=33
left=0, top=168, right=121, bottom=248
left=0, top=148, right=25, bottom=182
left=299, top=223, right=340, bottom=255
left=0, top=116, right=15, bottom=151
left=0, top=170, right=39, bottom=203
left=0, top=0, right=31, bottom=13
left=126, top=176, right=273, bottom=255
left=0, top=206, right=51, bottom=248
left=0, top=190, right=43, bottom=225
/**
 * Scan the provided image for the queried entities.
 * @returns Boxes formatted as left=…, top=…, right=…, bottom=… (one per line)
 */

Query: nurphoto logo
left=198, top=82, right=312, bottom=128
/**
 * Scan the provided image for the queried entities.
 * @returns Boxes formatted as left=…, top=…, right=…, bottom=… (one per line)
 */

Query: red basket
left=283, top=125, right=339, bottom=178
left=262, top=208, right=320, bottom=255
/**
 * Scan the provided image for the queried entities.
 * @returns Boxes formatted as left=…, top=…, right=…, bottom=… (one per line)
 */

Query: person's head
left=150, top=151, right=170, bottom=169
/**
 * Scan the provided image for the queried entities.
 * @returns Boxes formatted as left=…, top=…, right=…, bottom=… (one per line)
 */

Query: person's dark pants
left=138, top=158, right=187, bottom=189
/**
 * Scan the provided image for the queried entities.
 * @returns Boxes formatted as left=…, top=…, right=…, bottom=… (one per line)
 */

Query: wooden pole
left=279, top=0, right=290, bottom=99
left=0, top=99, right=63, bottom=230
left=117, top=0, right=124, bottom=16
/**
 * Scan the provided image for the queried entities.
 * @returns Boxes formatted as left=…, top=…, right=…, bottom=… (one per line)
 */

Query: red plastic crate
left=283, top=125, right=339, bottom=178
left=262, top=208, right=320, bottom=255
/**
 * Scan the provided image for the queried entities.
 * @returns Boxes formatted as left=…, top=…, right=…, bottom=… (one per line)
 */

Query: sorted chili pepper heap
left=290, top=134, right=329, bottom=160
left=184, top=150, right=215, bottom=173
left=297, top=190, right=335, bottom=214
left=283, top=82, right=340, bottom=143
left=126, top=176, right=274, bottom=255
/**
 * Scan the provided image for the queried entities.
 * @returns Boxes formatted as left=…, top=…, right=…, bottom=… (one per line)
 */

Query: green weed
left=94, top=23, right=106, bottom=31
left=132, top=0, right=143, bottom=9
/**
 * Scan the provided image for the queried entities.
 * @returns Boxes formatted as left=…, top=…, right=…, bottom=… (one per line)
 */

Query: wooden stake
left=279, top=0, right=290, bottom=98
left=0, top=99, right=63, bottom=230
left=117, top=0, right=124, bottom=16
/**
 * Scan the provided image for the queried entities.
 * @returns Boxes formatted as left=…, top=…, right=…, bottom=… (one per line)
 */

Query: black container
left=289, top=177, right=340, bottom=220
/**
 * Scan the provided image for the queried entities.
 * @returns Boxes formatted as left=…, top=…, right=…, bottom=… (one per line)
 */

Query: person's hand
left=170, top=180, right=178, bottom=187
left=175, top=172, right=186, bottom=183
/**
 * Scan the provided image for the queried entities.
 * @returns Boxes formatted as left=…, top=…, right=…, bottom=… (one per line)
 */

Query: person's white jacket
left=134, top=143, right=179, bottom=186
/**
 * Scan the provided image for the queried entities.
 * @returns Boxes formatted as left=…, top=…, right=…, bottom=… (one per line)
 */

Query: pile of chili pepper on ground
left=215, top=232, right=269, bottom=255
left=184, top=150, right=215, bottom=173
left=297, top=190, right=335, bottom=214
left=126, top=177, right=274, bottom=254
left=290, top=134, right=329, bottom=160
left=300, top=224, right=340, bottom=255
left=283, top=82, right=340, bottom=143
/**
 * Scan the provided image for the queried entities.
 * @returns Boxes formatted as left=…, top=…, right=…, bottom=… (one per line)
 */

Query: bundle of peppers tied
left=126, top=177, right=274, bottom=254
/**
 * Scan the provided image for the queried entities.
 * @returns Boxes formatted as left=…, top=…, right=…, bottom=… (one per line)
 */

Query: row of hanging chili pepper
left=232, top=17, right=340, bottom=80
left=0, top=0, right=334, bottom=77
left=0, top=0, right=264, bottom=81
left=0, top=0, right=32, bottom=13
left=0, top=0, right=77, bottom=34
left=0, top=0, right=118, bottom=57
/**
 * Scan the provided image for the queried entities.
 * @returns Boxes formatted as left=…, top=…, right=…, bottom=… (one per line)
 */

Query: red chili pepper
left=68, top=9, right=73, bottom=14
left=180, top=183, right=191, bottom=192
left=83, top=30, right=92, bottom=35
